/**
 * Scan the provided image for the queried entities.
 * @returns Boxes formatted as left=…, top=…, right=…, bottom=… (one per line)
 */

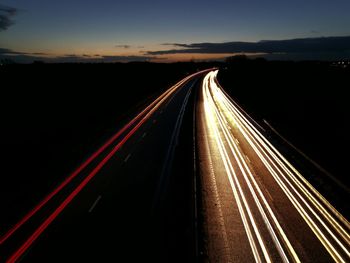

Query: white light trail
left=201, top=70, right=350, bottom=262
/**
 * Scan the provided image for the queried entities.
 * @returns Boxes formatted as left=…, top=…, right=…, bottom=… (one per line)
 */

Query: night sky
left=1, top=0, right=350, bottom=62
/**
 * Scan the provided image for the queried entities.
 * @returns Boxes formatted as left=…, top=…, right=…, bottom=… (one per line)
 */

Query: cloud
left=0, top=48, right=50, bottom=63
left=0, top=47, right=24, bottom=55
left=161, top=43, right=177, bottom=46
left=0, top=48, right=154, bottom=63
left=62, top=54, right=84, bottom=58
left=31, top=52, right=49, bottom=56
left=115, top=44, right=131, bottom=49
left=115, top=45, right=146, bottom=49
left=98, top=55, right=152, bottom=62
left=147, top=36, right=350, bottom=57
left=0, top=5, right=17, bottom=31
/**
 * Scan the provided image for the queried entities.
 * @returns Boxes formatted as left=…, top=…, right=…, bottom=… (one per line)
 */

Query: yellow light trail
left=214, top=77, right=350, bottom=240
left=212, top=78, right=350, bottom=257
left=201, top=70, right=350, bottom=262
left=209, top=80, right=299, bottom=262
left=203, top=72, right=297, bottom=262
left=203, top=73, right=266, bottom=262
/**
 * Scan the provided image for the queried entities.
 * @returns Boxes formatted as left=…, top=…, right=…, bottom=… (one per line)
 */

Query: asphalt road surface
left=197, top=71, right=350, bottom=262
left=2, top=69, right=349, bottom=263
left=1, top=69, right=212, bottom=263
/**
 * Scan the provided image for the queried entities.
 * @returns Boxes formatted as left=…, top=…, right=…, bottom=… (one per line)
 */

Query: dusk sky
left=1, top=0, right=350, bottom=62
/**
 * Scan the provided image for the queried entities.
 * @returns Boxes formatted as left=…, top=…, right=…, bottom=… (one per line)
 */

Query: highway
left=0, top=69, right=211, bottom=262
left=1, top=69, right=350, bottom=262
left=197, top=71, right=350, bottom=262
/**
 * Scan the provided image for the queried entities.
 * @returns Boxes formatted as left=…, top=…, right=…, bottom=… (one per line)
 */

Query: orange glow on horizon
left=7, top=43, right=266, bottom=62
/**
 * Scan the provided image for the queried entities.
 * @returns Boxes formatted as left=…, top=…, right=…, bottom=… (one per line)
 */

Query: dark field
left=0, top=62, right=214, bottom=229
left=218, top=59, right=350, bottom=217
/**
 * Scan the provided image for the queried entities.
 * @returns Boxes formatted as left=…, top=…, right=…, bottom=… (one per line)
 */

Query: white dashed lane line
left=88, top=195, right=102, bottom=213
left=124, top=153, right=132, bottom=163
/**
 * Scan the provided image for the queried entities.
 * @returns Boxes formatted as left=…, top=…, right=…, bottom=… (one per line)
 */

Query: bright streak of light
left=203, top=73, right=264, bottom=262
left=213, top=75, right=350, bottom=260
left=201, top=70, right=350, bottom=262
left=209, top=88, right=296, bottom=262
left=215, top=75, right=350, bottom=241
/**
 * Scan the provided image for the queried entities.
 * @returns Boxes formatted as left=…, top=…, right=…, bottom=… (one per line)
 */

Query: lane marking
left=152, top=81, right=194, bottom=210
left=0, top=70, right=195, bottom=246
left=6, top=69, right=215, bottom=262
left=88, top=195, right=102, bottom=213
left=6, top=70, right=216, bottom=263
left=124, top=153, right=131, bottom=163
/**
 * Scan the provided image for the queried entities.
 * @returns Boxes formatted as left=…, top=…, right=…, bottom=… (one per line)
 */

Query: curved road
left=197, top=71, right=350, bottom=262
left=1, top=69, right=349, bottom=262
left=1, top=69, right=211, bottom=262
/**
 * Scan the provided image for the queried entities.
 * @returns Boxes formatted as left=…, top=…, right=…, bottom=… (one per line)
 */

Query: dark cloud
left=310, top=30, right=320, bottom=34
left=115, top=45, right=131, bottom=49
left=0, top=48, right=47, bottom=63
left=99, top=55, right=152, bottom=62
left=0, top=5, right=17, bottom=31
left=0, top=47, right=24, bottom=55
left=53, top=54, right=153, bottom=63
left=0, top=48, right=154, bottom=63
left=115, top=45, right=145, bottom=49
left=31, top=52, right=48, bottom=55
left=0, top=48, right=47, bottom=57
left=147, top=36, right=350, bottom=57
left=63, top=54, right=80, bottom=57
left=0, top=48, right=52, bottom=63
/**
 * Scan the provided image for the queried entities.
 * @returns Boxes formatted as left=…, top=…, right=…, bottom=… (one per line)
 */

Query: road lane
left=2, top=69, right=211, bottom=262
left=4, top=68, right=348, bottom=262
left=0, top=70, right=192, bottom=247
left=197, top=70, right=350, bottom=262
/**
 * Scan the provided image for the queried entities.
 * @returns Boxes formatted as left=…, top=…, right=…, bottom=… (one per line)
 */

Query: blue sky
left=1, top=0, right=350, bottom=61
